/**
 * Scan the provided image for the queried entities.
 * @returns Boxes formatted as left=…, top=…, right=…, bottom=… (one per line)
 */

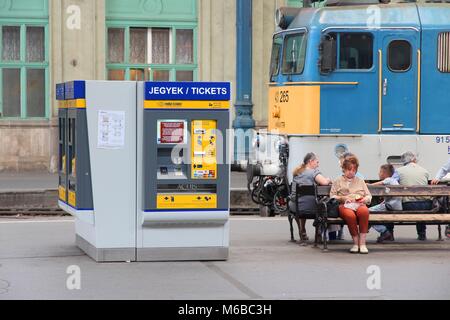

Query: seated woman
left=289, top=153, right=331, bottom=242
left=330, top=156, right=372, bottom=254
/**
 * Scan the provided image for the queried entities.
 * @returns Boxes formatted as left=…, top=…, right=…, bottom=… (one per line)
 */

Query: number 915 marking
left=436, top=136, right=450, bottom=144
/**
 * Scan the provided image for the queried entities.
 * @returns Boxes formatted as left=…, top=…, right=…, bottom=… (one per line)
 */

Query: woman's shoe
left=350, top=245, right=359, bottom=254
left=377, top=231, right=393, bottom=243
left=359, top=245, right=369, bottom=254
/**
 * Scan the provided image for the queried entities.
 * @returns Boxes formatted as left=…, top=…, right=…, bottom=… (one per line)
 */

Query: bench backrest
left=295, top=184, right=316, bottom=198
left=316, top=185, right=450, bottom=197
left=293, top=184, right=319, bottom=216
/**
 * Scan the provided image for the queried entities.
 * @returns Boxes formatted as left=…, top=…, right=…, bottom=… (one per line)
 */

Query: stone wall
left=0, top=0, right=105, bottom=172
left=199, top=0, right=283, bottom=128
left=0, top=0, right=284, bottom=172
left=0, top=120, right=58, bottom=172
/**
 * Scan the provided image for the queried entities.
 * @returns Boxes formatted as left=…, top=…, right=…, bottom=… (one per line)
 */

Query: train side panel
left=418, top=5, right=450, bottom=134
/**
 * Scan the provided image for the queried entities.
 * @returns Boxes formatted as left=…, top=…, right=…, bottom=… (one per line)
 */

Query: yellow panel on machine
left=66, top=99, right=86, bottom=109
left=268, top=85, right=320, bottom=135
left=157, top=194, right=217, bottom=209
left=68, top=191, right=76, bottom=208
left=144, top=100, right=230, bottom=110
left=59, top=186, right=66, bottom=202
left=58, top=101, right=68, bottom=109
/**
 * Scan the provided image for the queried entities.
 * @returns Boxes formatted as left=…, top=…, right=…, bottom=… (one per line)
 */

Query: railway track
left=0, top=208, right=67, bottom=216
left=0, top=207, right=264, bottom=216
left=0, top=189, right=262, bottom=216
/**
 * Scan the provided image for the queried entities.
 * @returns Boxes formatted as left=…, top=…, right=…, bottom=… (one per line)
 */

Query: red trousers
left=339, top=205, right=370, bottom=237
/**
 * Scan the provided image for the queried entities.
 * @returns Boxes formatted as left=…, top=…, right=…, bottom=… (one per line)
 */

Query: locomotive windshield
left=270, top=32, right=307, bottom=81
left=270, top=34, right=283, bottom=82
left=281, top=32, right=307, bottom=75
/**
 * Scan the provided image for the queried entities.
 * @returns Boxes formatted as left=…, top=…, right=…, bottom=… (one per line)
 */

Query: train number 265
left=277, top=91, right=289, bottom=103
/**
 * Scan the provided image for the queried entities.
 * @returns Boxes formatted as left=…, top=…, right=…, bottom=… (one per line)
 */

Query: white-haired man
left=396, top=152, right=431, bottom=241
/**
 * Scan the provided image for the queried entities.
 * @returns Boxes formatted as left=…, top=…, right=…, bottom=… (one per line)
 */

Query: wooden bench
left=292, top=184, right=450, bottom=251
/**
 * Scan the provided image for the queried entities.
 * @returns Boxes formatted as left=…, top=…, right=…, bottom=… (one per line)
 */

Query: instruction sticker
left=157, top=120, right=187, bottom=144
left=97, top=110, right=126, bottom=149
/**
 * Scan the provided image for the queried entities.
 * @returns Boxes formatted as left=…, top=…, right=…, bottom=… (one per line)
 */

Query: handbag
left=325, top=198, right=340, bottom=218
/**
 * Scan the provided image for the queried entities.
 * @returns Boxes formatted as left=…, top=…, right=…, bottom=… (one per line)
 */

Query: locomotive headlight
left=275, top=7, right=301, bottom=30
left=275, top=8, right=284, bottom=29
left=334, top=144, right=349, bottom=159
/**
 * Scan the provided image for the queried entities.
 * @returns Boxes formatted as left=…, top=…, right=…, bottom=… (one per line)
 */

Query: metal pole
left=233, top=0, right=255, bottom=169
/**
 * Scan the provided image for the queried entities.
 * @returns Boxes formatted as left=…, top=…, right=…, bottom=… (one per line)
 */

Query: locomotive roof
left=287, top=3, right=450, bottom=31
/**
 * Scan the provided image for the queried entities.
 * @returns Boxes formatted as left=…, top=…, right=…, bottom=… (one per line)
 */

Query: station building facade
left=0, top=0, right=300, bottom=172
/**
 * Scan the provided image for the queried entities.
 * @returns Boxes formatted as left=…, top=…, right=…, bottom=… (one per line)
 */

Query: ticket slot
left=157, top=184, right=217, bottom=193
left=157, top=148, right=188, bottom=180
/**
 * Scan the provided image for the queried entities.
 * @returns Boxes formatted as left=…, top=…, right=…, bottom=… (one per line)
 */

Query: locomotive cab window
left=438, top=32, right=450, bottom=73
left=270, top=34, right=283, bottom=81
left=388, top=40, right=412, bottom=72
left=339, top=33, right=373, bottom=70
left=282, top=33, right=307, bottom=75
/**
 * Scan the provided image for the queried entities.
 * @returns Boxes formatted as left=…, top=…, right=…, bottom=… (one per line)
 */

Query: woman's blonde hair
left=293, top=153, right=317, bottom=177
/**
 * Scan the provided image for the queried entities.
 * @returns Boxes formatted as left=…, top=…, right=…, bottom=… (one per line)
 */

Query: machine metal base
left=137, top=247, right=229, bottom=262
left=76, top=235, right=136, bottom=263
left=76, top=235, right=229, bottom=262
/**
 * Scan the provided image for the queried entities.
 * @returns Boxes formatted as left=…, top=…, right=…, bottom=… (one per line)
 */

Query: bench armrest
left=317, top=196, right=332, bottom=219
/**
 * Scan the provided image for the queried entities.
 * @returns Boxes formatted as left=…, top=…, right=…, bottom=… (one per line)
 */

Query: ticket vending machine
left=63, top=81, right=94, bottom=214
left=137, top=82, right=231, bottom=261
left=57, top=83, right=68, bottom=205
left=58, top=81, right=230, bottom=262
left=58, top=81, right=137, bottom=262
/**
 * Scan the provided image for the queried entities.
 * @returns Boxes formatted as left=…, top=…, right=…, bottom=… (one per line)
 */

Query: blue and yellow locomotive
left=257, top=0, right=450, bottom=181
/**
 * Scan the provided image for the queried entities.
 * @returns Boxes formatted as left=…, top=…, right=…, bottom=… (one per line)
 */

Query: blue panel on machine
left=145, top=82, right=231, bottom=101
left=56, top=83, right=65, bottom=100
left=65, top=81, right=86, bottom=100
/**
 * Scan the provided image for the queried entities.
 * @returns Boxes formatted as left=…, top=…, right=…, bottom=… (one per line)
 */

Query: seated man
left=369, top=164, right=402, bottom=243
left=397, top=152, right=431, bottom=241
left=431, top=157, right=450, bottom=238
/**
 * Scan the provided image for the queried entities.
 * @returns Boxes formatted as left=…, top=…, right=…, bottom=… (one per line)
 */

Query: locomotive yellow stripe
left=268, top=85, right=320, bottom=135
left=269, top=82, right=358, bottom=86
left=283, top=82, right=358, bottom=86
